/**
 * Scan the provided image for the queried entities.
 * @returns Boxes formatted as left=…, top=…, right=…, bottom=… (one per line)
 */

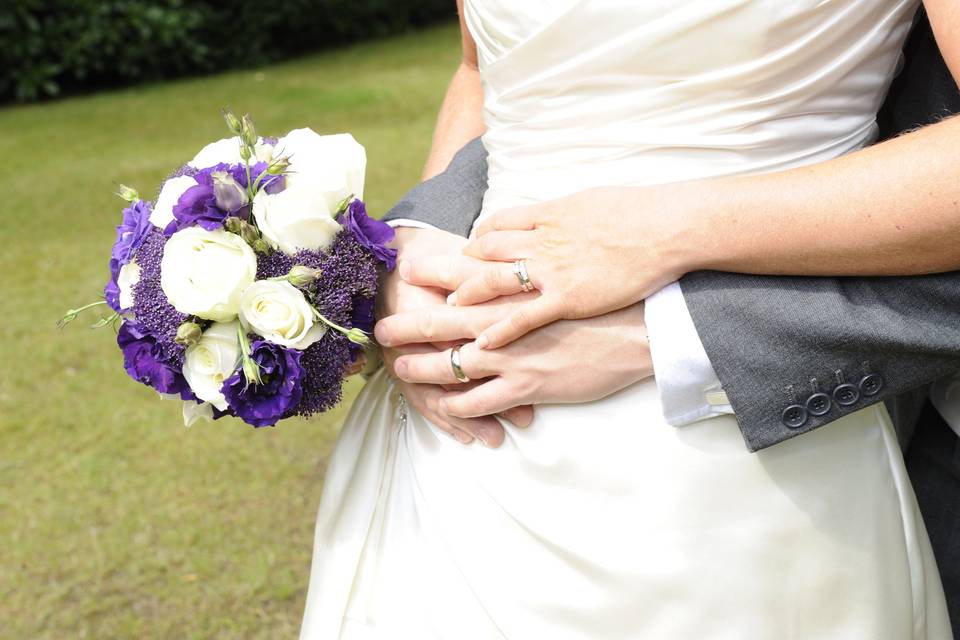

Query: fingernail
left=476, top=335, right=489, bottom=350
left=374, top=323, right=390, bottom=346
left=394, top=360, right=407, bottom=378
left=446, top=292, right=458, bottom=306
left=455, top=431, right=473, bottom=444
left=477, top=427, right=497, bottom=449
left=438, top=399, right=449, bottom=413
left=399, top=260, right=411, bottom=280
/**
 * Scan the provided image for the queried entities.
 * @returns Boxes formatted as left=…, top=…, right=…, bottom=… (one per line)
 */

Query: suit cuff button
left=859, top=374, right=884, bottom=397
left=782, top=405, right=808, bottom=429
left=833, top=383, right=860, bottom=406
left=806, top=392, right=832, bottom=416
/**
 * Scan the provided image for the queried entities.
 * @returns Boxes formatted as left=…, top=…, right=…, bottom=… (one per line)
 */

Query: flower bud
left=346, top=328, right=371, bottom=346
left=239, top=145, right=252, bottom=161
left=239, top=221, right=260, bottom=246
left=288, top=265, right=322, bottom=288
left=175, top=321, right=204, bottom=346
left=335, top=194, right=354, bottom=215
left=242, top=355, right=263, bottom=386
left=211, top=171, right=249, bottom=213
left=223, top=216, right=244, bottom=234
left=252, top=238, right=272, bottom=254
left=240, top=114, right=258, bottom=148
left=221, top=108, right=243, bottom=135
left=267, top=157, right=291, bottom=175
left=114, top=183, right=140, bottom=203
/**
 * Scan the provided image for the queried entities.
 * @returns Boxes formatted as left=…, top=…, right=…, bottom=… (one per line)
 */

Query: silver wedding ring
left=513, top=259, right=535, bottom=293
left=450, top=345, right=470, bottom=383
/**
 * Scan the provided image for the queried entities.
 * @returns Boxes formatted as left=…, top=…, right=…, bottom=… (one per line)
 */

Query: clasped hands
left=375, top=186, right=689, bottom=447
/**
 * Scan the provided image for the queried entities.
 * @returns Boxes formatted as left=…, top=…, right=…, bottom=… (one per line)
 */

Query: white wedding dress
left=300, top=1, right=952, bottom=638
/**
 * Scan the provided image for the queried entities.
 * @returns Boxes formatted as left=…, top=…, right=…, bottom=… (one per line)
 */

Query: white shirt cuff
left=645, top=281, right=734, bottom=426
left=386, top=218, right=440, bottom=231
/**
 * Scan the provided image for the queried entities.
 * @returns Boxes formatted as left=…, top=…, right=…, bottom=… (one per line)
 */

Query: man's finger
left=376, top=305, right=500, bottom=346
left=464, top=230, right=537, bottom=262
left=477, top=295, right=564, bottom=350
left=381, top=343, right=436, bottom=374
left=399, top=254, right=484, bottom=290
left=475, top=205, right=540, bottom=237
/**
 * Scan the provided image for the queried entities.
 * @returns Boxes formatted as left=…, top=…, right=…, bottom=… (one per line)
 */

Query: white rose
left=277, top=128, right=366, bottom=205
left=160, top=227, right=257, bottom=322
left=150, top=175, right=197, bottom=229
left=188, top=136, right=274, bottom=169
left=117, top=261, right=141, bottom=310
left=182, top=321, right=240, bottom=411
left=182, top=400, right=214, bottom=427
left=251, top=187, right=342, bottom=254
left=239, top=280, right=326, bottom=350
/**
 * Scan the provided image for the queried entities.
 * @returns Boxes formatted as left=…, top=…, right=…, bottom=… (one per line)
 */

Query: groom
left=378, top=6, right=960, bottom=633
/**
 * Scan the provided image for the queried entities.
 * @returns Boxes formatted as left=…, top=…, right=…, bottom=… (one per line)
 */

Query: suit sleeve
left=680, top=271, right=960, bottom=451
left=382, top=138, right=489, bottom=239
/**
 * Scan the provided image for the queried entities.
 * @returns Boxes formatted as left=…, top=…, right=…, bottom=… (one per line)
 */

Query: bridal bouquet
left=61, top=111, right=396, bottom=427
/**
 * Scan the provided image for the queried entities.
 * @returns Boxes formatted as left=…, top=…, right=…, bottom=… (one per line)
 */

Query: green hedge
left=0, top=0, right=455, bottom=103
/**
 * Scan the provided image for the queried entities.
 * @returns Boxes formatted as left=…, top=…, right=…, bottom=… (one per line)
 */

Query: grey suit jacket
left=384, top=14, right=960, bottom=452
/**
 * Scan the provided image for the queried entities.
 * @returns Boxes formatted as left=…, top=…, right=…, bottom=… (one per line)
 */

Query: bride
left=301, top=1, right=958, bottom=638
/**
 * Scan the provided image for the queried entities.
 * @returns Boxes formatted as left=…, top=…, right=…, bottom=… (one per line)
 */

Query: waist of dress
left=478, top=120, right=876, bottom=219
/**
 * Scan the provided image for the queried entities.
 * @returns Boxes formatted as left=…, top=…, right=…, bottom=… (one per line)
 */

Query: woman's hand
left=386, top=301, right=652, bottom=418
left=437, top=184, right=700, bottom=349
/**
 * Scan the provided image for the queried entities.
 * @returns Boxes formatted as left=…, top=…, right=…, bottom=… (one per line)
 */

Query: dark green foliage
left=0, top=0, right=454, bottom=102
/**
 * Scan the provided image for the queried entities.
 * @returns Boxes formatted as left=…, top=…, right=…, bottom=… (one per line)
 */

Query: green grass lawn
left=0, top=22, right=460, bottom=639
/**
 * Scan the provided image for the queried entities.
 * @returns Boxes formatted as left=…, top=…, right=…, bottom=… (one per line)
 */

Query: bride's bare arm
left=421, top=0, right=485, bottom=179
left=688, top=0, right=959, bottom=276
left=685, top=117, right=960, bottom=277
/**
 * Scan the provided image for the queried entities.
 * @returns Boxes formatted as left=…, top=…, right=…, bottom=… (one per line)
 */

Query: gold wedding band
left=450, top=345, right=470, bottom=383
left=513, top=259, right=535, bottom=293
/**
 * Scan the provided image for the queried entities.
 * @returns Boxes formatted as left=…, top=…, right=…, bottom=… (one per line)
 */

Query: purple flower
left=351, top=295, right=376, bottom=334
left=341, top=200, right=397, bottom=270
left=221, top=340, right=304, bottom=427
left=163, top=162, right=284, bottom=236
left=117, top=321, right=192, bottom=398
left=164, top=183, right=222, bottom=235
left=111, top=200, right=153, bottom=264
left=104, top=258, right=122, bottom=313
left=348, top=295, right=375, bottom=358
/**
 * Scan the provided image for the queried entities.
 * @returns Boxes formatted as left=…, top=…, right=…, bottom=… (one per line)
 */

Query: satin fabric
left=300, top=2, right=951, bottom=638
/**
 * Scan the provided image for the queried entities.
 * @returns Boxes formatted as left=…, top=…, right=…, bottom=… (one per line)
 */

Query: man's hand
left=378, top=228, right=531, bottom=447
left=380, top=299, right=653, bottom=418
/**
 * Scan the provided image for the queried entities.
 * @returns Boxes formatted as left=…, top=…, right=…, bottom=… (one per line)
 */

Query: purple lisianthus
left=117, top=321, right=192, bottom=398
left=221, top=340, right=304, bottom=427
left=341, top=200, right=397, bottom=270
left=164, top=182, right=223, bottom=235
left=351, top=295, right=376, bottom=334
left=104, top=258, right=122, bottom=313
left=348, top=295, right=375, bottom=358
left=112, top=200, right=153, bottom=264
left=163, top=162, right=284, bottom=236
left=195, top=161, right=283, bottom=195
